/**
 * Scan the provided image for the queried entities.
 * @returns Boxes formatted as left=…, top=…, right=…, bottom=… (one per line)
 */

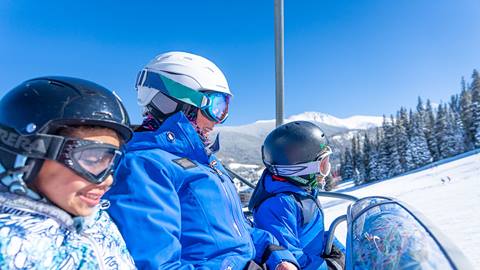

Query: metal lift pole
left=274, top=0, right=284, bottom=127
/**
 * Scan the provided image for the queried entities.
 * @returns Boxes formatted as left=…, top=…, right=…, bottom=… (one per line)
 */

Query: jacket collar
left=126, top=112, right=211, bottom=164
left=0, top=188, right=101, bottom=233
left=262, top=171, right=317, bottom=197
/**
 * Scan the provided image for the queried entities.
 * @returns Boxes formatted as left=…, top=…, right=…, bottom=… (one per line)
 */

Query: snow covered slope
left=322, top=151, right=480, bottom=266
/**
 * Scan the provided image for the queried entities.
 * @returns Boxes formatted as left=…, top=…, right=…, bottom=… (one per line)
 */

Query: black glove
left=322, top=244, right=345, bottom=270
left=243, top=260, right=264, bottom=270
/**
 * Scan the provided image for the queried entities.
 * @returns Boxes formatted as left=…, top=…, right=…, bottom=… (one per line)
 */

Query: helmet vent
left=84, top=90, right=98, bottom=95
left=205, top=67, right=214, bottom=73
left=92, top=111, right=113, bottom=120
left=157, top=55, right=171, bottom=61
left=48, top=81, right=66, bottom=88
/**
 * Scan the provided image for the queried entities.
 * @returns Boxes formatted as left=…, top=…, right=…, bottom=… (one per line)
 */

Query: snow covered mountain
left=213, top=112, right=382, bottom=170
left=287, top=112, right=383, bottom=130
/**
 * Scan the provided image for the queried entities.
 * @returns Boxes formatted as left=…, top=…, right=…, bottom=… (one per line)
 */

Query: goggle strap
left=0, top=124, right=64, bottom=160
left=269, top=161, right=322, bottom=177
left=267, top=154, right=332, bottom=177
left=140, top=70, right=209, bottom=108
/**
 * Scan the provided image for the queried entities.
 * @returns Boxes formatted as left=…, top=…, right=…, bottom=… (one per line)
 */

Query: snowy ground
left=321, top=152, right=480, bottom=266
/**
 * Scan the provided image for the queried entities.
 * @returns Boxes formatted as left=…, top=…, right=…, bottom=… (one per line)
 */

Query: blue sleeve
left=254, top=196, right=327, bottom=270
left=249, top=225, right=299, bottom=270
left=105, top=153, right=198, bottom=270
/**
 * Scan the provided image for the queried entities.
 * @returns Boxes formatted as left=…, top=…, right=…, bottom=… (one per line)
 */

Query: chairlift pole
left=225, top=167, right=256, bottom=189
left=274, top=0, right=284, bottom=127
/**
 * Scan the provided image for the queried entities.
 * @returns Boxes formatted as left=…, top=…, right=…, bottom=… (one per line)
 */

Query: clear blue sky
left=1, top=0, right=479, bottom=125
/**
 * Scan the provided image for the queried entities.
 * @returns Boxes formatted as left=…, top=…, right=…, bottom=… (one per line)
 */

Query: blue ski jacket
left=252, top=172, right=332, bottom=270
left=105, top=112, right=296, bottom=270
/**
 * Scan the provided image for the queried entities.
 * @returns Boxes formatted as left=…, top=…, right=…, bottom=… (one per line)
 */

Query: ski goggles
left=267, top=146, right=333, bottom=178
left=0, top=124, right=122, bottom=184
left=136, top=69, right=230, bottom=123
left=200, top=91, right=230, bottom=123
left=56, top=138, right=123, bottom=184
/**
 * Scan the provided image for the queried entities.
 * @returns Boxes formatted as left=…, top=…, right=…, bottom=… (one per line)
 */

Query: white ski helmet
left=136, top=51, right=233, bottom=123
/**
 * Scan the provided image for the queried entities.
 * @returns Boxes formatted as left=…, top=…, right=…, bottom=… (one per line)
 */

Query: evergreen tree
left=439, top=107, right=463, bottom=158
left=416, top=97, right=425, bottom=119
left=404, top=140, right=417, bottom=171
left=435, top=104, right=448, bottom=158
left=376, top=124, right=389, bottom=181
left=384, top=115, right=403, bottom=177
left=409, top=112, right=433, bottom=166
left=351, top=135, right=358, bottom=174
left=341, top=148, right=354, bottom=181
left=471, top=69, right=480, bottom=103
left=362, top=132, right=373, bottom=181
left=460, top=80, right=474, bottom=150
left=404, top=112, right=418, bottom=171
left=473, top=101, right=480, bottom=148
left=450, top=110, right=466, bottom=154
left=449, top=94, right=460, bottom=113
left=412, top=97, right=432, bottom=162
left=461, top=76, right=467, bottom=93
left=471, top=70, right=480, bottom=147
left=366, top=129, right=381, bottom=182
left=352, top=134, right=365, bottom=185
left=425, top=99, right=439, bottom=160
left=395, top=108, right=409, bottom=170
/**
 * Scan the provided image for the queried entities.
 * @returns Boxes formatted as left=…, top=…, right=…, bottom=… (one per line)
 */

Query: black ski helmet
left=0, top=76, right=132, bottom=141
left=262, top=121, right=330, bottom=185
left=0, top=76, right=133, bottom=194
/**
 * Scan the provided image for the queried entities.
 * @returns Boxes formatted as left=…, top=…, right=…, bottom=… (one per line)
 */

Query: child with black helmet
left=249, top=121, right=345, bottom=270
left=0, top=77, right=135, bottom=269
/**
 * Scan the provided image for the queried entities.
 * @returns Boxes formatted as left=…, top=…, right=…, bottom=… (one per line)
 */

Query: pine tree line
left=340, top=69, right=480, bottom=185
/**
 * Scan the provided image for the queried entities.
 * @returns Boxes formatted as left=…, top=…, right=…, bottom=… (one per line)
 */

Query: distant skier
left=106, top=52, right=298, bottom=270
left=249, top=121, right=345, bottom=270
left=0, top=77, right=135, bottom=269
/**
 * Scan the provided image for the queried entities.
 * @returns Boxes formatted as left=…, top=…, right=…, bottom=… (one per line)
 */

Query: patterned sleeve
left=87, top=210, right=136, bottom=270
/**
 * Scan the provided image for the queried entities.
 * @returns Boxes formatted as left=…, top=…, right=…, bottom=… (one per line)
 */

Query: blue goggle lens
left=202, top=92, right=230, bottom=123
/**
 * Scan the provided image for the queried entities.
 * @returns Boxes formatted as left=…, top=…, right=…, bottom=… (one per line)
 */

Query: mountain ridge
left=213, top=111, right=382, bottom=170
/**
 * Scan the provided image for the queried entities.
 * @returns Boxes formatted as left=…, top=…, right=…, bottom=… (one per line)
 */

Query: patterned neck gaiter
left=140, top=112, right=213, bottom=151
left=139, top=114, right=161, bottom=131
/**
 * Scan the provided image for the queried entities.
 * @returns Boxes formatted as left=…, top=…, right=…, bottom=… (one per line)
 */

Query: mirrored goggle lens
left=72, top=147, right=121, bottom=178
left=204, top=92, right=230, bottom=123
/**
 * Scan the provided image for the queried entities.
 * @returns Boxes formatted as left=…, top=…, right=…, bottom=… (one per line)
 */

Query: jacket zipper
left=209, top=160, right=243, bottom=237
left=219, top=166, right=256, bottom=259
left=82, top=233, right=106, bottom=270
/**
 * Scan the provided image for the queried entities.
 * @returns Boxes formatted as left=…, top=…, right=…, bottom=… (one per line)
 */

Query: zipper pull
left=209, top=160, right=225, bottom=180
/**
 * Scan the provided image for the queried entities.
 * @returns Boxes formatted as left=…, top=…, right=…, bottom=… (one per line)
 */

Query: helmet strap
left=184, top=105, right=198, bottom=122
left=144, top=100, right=196, bottom=131
left=139, top=113, right=162, bottom=131
left=0, top=158, right=42, bottom=200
